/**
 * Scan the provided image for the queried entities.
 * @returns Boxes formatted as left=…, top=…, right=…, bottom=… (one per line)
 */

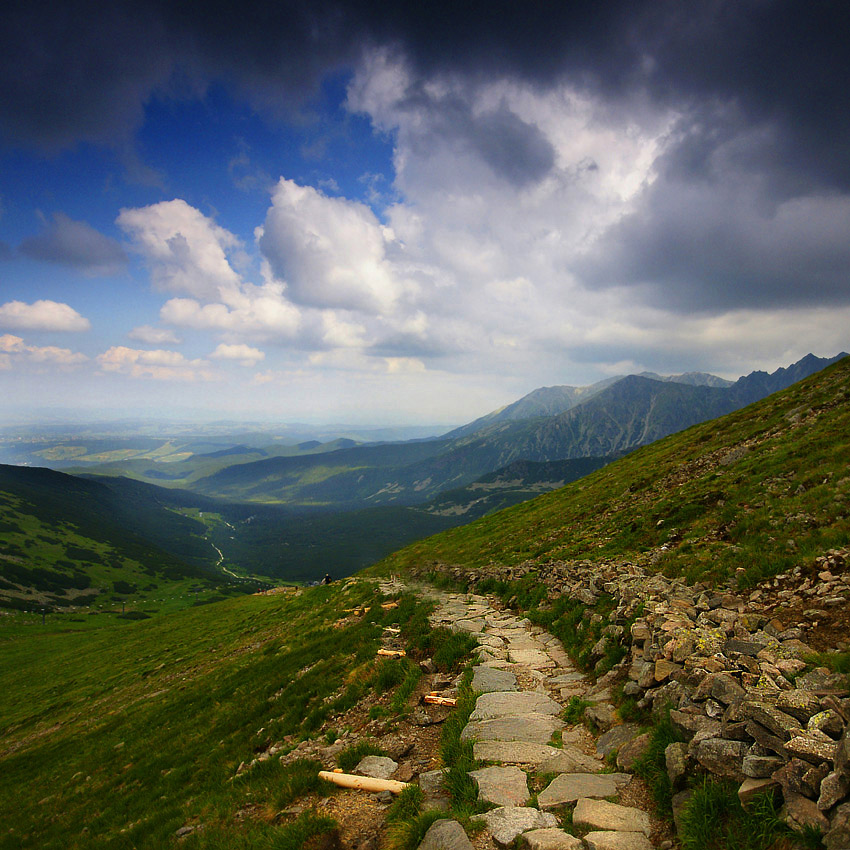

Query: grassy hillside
left=0, top=580, right=470, bottom=849
left=0, top=465, right=234, bottom=615
left=372, top=355, right=850, bottom=588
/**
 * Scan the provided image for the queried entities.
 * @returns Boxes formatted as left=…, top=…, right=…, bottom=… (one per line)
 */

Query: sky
left=1, top=0, right=849, bottom=427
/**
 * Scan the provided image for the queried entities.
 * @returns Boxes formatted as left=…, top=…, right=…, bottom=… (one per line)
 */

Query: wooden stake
left=377, top=649, right=406, bottom=657
left=318, top=771, right=408, bottom=794
left=423, top=695, right=457, bottom=707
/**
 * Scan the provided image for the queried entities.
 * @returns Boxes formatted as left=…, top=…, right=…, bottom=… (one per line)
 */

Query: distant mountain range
left=183, top=352, right=848, bottom=506
left=1, top=352, right=846, bottom=593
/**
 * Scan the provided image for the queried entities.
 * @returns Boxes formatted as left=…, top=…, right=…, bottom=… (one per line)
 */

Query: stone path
left=400, top=583, right=663, bottom=850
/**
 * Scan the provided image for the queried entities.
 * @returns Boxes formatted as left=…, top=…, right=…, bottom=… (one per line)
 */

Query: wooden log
left=423, top=695, right=457, bottom=707
left=318, top=771, right=409, bottom=794
left=377, top=649, right=406, bottom=657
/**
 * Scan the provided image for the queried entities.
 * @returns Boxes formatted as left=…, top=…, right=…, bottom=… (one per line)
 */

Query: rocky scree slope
left=411, top=549, right=850, bottom=849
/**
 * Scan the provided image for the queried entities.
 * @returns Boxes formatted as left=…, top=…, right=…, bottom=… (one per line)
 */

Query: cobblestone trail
left=379, top=580, right=668, bottom=850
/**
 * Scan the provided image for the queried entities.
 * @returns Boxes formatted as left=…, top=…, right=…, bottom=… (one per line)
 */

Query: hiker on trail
left=322, top=573, right=332, bottom=585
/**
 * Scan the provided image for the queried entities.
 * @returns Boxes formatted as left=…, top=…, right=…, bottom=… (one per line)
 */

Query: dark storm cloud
left=390, top=83, right=556, bottom=186
left=3, top=0, right=849, bottom=311
left=577, top=97, right=850, bottom=313
left=20, top=213, right=128, bottom=276
left=3, top=1, right=848, bottom=181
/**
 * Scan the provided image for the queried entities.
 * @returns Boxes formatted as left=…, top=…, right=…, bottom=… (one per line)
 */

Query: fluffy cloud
left=210, top=343, right=265, bottom=366
left=19, top=213, right=127, bottom=275
left=259, top=178, right=404, bottom=314
left=118, top=199, right=244, bottom=299
left=128, top=325, right=182, bottom=345
left=0, top=333, right=87, bottom=367
left=97, top=346, right=215, bottom=381
left=0, top=299, right=91, bottom=331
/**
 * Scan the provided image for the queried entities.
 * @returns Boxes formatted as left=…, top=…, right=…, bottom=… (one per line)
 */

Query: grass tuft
left=679, top=778, right=791, bottom=850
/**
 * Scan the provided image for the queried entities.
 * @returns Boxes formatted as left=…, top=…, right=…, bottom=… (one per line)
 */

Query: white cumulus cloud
left=259, top=178, right=405, bottom=314
left=0, top=299, right=91, bottom=331
left=0, top=333, right=88, bottom=368
left=210, top=343, right=265, bottom=366
left=117, top=199, right=244, bottom=300
left=97, top=346, right=215, bottom=382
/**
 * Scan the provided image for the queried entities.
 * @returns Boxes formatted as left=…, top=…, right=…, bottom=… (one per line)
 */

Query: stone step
left=469, top=691, right=563, bottom=721
left=461, top=712, right=565, bottom=745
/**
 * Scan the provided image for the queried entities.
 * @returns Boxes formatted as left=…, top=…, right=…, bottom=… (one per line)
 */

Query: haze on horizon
left=1, top=1, right=849, bottom=426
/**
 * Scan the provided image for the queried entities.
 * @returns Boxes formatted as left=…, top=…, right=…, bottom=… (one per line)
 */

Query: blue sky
left=1, top=1, right=849, bottom=426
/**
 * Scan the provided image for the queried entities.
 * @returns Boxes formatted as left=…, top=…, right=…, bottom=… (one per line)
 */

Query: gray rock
left=582, top=833, right=655, bottom=850
left=745, top=720, right=789, bottom=757
left=539, top=745, right=605, bottom=774
left=773, top=757, right=827, bottom=799
left=825, top=802, right=850, bottom=850
left=796, top=669, right=849, bottom=693
left=586, top=703, right=617, bottom=732
left=417, top=819, right=473, bottom=850
left=724, top=638, right=767, bottom=657
left=665, top=742, right=689, bottom=790
left=355, top=755, right=398, bottom=779
left=572, top=799, right=651, bottom=836
left=783, top=790, right=830, bottom=832
left=461, top=713, right=565, bottom=744
left=474, top=741, right=563, bottom=766
left=738, top=777, right=780, bottom=808
left=468, top=765, right=530, bottom=807
left=819, top=770, right=850, bottom=811
left=710, top=673, right=746, bottom=705
left=596, top=724, right=640, bottom=758
left=472, top=665, right=518, bottom=693
left=617, top=733, right=651, bottom=772
left=418, top=768, right=447, bottom=795
left=743, top=754, right=785, bottom=779
left=537, top=773, right=629, bottom=808
left=785, top=734, right=837, bottom=765
left=692, top=738, right=748, bottom=781
left=654, top=659, right=682, bottom=682
left=520, top=828, right=582, bottom=850
left=670, top=710, right=721, bottom=740
left=808, top=710, right=845, bottom=739
left=469, top=691, right=562, bottom=721
left=776, top=690, right=822, bottom=723
left=471, top=807, right=559, bottom=847
left=743, top=702, right=803, bottom=741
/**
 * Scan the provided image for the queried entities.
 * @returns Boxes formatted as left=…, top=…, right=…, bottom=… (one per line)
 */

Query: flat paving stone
left=470, top=691, right=562, bottom=721
left=471, top=807, right=559, bottom=847
left=472, top=665, right=518, bottom=693
left=573, top=799, right=651, bottom=837
left=469, top=765, right=530, bottom=807
left=473, top=741, right=563, bottom=766
left=520, top=828, right=583, bottom=850
left=453, top=618, right=487, bottom=633
left=417, top=819, right=474, bottom=850
left=548, top=673, right=585, bottom=685
left=508, top=649, right=556, bottom=668
left=537, top=745, right=605, bottom=774
left=582, top=832, right=654, bottom=850
left=461, top=713, right=565, bottom=744
left=537, top=773, right=630, bottom=808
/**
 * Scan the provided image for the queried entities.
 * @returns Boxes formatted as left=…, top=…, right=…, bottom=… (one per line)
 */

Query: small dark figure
left=322, top=573, right=332, bottom=585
